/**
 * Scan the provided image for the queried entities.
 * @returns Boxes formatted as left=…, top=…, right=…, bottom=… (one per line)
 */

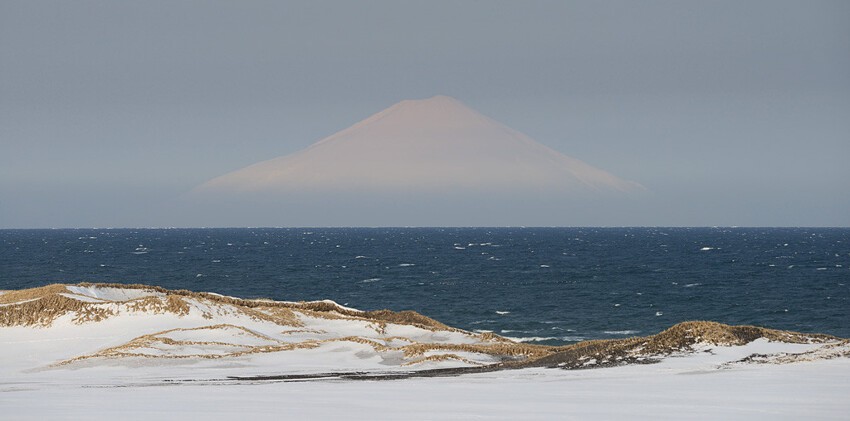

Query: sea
left=1, top=227, right=848, bottom=344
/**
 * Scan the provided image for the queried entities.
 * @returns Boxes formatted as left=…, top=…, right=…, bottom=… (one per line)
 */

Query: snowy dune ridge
left=3, top=283, right=850, bottom=419
left=1, top=283, right=847, bottom=380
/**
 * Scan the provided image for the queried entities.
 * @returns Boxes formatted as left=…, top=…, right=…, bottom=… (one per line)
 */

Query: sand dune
left=2, top=283, right=849, bottom=419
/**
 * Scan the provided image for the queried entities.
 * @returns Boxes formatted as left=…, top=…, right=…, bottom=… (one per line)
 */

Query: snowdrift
left=2, top=283, right=847, bottom=382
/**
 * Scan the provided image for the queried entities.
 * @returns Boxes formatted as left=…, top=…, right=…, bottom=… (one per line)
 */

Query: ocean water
left=1, top=228, right=848, bottom=344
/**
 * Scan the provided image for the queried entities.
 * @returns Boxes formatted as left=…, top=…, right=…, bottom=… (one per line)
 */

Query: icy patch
left=65, top=286, right=161, bottom=302
left=58, top=293, right=107, bottom=303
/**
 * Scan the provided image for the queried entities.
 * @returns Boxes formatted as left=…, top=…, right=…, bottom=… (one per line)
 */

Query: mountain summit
left=196, top=95, right=642, bottom=194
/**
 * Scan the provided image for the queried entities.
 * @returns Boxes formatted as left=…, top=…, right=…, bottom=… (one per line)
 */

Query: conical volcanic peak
left=196, top=96, right=642, bottom=194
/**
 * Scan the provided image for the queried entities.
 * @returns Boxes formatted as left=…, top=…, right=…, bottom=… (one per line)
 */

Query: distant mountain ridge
left=195, top=95, right=643, bottom=195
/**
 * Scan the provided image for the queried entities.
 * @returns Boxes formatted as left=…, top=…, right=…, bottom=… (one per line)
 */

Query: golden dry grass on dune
left=3, top=283, right=844, bottom=372
left=0, top=284, right=69, bottom=305
left=1, top=291, right=116, bottom=326
left=528, top=321, right=839, bottom=369
left=79, top=283, right=452, bottom=331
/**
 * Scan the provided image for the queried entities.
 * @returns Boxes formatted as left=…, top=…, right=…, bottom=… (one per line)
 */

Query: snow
left=2, top=354, right=848, bottom=420
left=1, top=284, right=848, bottom=419
left=66, top=285, right=161, bottom=301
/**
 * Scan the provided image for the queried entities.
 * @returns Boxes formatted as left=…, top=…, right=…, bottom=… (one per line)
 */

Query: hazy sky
left=2, top=0, right=848, bottom=227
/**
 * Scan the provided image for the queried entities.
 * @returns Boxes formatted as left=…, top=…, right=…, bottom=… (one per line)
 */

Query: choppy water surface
left=2, top=228, right=848, bottom=344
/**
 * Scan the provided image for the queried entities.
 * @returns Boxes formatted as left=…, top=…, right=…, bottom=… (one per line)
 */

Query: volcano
left=195, top=96, right=642, bottom=195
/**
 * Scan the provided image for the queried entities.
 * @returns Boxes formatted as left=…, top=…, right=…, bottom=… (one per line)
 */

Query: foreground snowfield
left=1, top=284, right=849, bottom=420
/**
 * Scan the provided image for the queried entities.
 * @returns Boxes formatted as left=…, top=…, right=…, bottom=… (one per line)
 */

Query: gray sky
left=2, top=0, right=848, bottom=227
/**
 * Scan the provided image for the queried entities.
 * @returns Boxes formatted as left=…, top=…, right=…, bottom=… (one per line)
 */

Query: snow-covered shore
left=2, top=283, right=848, bottom=419
left=4, top=357, right=849, bottom=420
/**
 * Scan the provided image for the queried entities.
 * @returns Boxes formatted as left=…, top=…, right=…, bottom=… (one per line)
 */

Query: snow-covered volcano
left=196, top=96, right=642, bottom=194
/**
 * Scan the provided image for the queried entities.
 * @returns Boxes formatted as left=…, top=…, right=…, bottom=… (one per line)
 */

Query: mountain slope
left=196, top=96, right=643, bottom=194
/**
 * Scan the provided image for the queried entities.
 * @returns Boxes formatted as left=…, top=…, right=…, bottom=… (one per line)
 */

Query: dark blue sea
left=1, top=228, right=848, bottom=344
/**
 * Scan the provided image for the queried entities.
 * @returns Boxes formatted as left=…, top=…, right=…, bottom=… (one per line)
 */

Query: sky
left=1, top=0, right=848, bottom=227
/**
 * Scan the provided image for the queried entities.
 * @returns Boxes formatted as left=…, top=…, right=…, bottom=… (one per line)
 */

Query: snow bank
left=1, top=283, right=848, bottom=419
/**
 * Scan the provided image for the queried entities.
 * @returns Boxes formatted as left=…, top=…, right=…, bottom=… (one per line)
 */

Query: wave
left=603, top=330, right=640, bottom=335
left=505, top=336, right=586, bottom=343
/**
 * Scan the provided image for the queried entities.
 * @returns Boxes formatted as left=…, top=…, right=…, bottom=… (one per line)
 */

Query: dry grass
left=254, top=307, right=304, bottom=327
left=402, top=341, right=555, bottom=360
left=125, top=295, right=190, bottom=316
left=1, top=293, right=116, bottom=327
left=54, top=323, right=323, bottom=366
left=360, top=310, right=455, bottom=332
left=76, top=283, right=456, bottom=331
left=5, top=283, right=845, bottom=372
left=401, top=353, right=484, bottom=367
left=526, top=321, right=840, bottom=369
left=0, top=284, right=68, bottom=305
left=1, top=283, right=313, bottom=327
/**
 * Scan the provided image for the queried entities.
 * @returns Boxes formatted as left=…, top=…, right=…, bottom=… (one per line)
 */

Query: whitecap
left=603, top=330, right=639, bottom=335
left=505, top=336, right=585, bottom=343
left=506, top=336, right=558, bottom=342
left=655, top=311, right=663, bottom=316
left=360, top=278, right=381, bottom=283
left=354, top=255, right=369, bottom=259
left=700, top=247, right=715, bottom=251
left=539, top=264, right=550, bottom=268
left=683, top=283, right=701, bottom=288
left=398, top=263, right=415, bottom=267
left=495, top=311, right=510, bottom=315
